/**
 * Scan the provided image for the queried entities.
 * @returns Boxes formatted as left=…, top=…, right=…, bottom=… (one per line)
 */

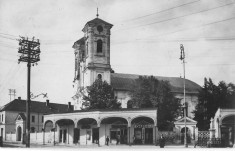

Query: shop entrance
left=134, top=128, right=142, bottom=144
left=221, top=115, right=235, bottom=147
left=92, top=128, right=99, bottom=144
left=59, top=129, right=67, bottom=143
left=132, top=116, right=154, bottom=145
left=63, top=129, right=67, bottom=143
left=145, top=128, right=153, bottom=144
left=110, top=127, right=127, bottom=144
left=74, top=128, right=80, bottom=144
left=101, top=117, right=128, bottom=145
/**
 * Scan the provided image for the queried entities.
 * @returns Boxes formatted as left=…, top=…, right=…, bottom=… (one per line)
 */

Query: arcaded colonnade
left=43, top=108, right=158, bottom=146
left=210, top=108, right=235, bottom=147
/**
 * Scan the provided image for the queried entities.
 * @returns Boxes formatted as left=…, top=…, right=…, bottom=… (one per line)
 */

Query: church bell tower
left=72, top=14, right=113, bottom=110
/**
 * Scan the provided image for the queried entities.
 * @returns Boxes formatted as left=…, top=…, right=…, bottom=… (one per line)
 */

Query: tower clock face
left=97, top=25, right=103, bottom=33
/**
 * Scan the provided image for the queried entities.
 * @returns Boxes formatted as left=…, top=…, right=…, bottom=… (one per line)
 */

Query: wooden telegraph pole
left=18, top=37, right=40, bottom=148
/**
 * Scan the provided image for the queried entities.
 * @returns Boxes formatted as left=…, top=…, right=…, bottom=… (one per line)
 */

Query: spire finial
left=96, top=7, right=99, bottom=18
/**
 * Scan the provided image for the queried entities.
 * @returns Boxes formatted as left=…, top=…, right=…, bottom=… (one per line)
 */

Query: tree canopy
left=82, top=79, right=121, bottom=110
left=193, top=78, right=235, bottom=130
left=129, top=76, right=181, bottom=130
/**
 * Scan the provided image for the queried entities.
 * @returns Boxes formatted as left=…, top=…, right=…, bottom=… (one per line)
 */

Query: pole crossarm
left=18, top=37, right=40, bottom=63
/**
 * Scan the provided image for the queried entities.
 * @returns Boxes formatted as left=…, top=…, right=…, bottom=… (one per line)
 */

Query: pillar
left=155, top=126, right=157, bottom=146
left=67, top=126, right=69, bottom=144
left=98, top=127, right=100, bottom=146
left=42, top=127, right=45, bottom=145
left=218, top=124, right=221, bottom=138
left=128, top=127, right=130, bottom=146
left=193, top=126, right=195, bottom=140
left=53, top=125, right=55, bottom=146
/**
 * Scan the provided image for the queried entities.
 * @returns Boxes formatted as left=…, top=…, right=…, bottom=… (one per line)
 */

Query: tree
left=193, top=78, right=235, bottom=130
left=82, top=79, right=121, bottom=110
left=129, top=76, right=181, bottom=130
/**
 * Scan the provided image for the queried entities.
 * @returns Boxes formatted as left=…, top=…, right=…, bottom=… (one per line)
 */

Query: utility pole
left=18, top=36, right=40, bottom=148
left=9, top=89, right=16, bottom=102
left=180, top=44, right=188, bottom=148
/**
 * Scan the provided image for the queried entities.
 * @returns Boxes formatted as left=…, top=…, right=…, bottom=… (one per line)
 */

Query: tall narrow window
left=86, top=42, right=88, bottom=56
left=32, top=115, right=35, bottom=123
left=97, top=39, right=102, bottom=53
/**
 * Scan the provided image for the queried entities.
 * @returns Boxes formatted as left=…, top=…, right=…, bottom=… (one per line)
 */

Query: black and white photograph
left=0, top=0, right=235, bottom=149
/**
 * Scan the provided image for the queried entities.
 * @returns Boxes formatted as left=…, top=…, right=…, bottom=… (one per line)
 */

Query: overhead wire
left=0, top=32, right=18, bottom=38
left=114, top=0, right=201, bottom=23
left=113, top=1, right=235, bottom=32
left=138, top=16, right=235, bottom=40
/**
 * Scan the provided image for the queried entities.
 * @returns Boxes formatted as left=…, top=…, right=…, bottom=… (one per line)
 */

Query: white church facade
left=43, top=15, right=201, bottom=146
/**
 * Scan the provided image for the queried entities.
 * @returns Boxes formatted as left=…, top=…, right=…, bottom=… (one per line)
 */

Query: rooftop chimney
left=46, top=99, right=49, bottom=106
left=18, top=97, right=21, bottom=101
left=68, top=102, right=71, bottom=110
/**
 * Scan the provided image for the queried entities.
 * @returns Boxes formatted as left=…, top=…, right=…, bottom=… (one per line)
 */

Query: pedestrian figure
left=133, top=135, right=135, bottom=144
left=159, top=134, right=165, bottom=148
left=106, top=136, right=110, bottom=146
left=116, top=134, right=120, bottom=145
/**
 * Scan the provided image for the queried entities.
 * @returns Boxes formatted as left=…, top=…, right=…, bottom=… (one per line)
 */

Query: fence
left=197, top=131, right=209, bottom=147
left=6, top=131, right=58, bottom=144
left=157, top=131, right=181, bottom=144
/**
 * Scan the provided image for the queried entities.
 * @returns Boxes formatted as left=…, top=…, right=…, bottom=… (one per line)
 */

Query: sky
left=0, top=0, right=235, bottom=107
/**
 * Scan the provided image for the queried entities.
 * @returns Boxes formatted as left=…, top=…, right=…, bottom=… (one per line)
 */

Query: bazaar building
left=43, top=15, right=201, bottom=146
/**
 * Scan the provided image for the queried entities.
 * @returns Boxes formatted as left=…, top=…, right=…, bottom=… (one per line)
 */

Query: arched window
left=127, top=100, right=133, bottom=109
left=97, top=74, right=102, bottom=80
left=97, top=39, right=102, bottom=53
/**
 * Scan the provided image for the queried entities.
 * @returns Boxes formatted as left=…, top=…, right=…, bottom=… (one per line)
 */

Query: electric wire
left=113, top=2, right=235, bottom=32
left=115, top=0, right=201, bottom=23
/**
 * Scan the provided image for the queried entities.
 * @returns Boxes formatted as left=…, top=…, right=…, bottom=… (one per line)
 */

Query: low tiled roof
left=111, top=73, right=201, bottom=94
left=46, top=107, right=157, bottom=115
left=0, top=99, right=72, bottom=114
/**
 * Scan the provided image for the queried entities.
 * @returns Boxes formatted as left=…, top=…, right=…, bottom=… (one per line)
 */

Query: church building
left=43, top=14, right=201, bottom=146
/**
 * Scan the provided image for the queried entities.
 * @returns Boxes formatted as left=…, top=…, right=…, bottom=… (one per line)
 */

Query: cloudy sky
left=0, top=0, right=235, bottom=107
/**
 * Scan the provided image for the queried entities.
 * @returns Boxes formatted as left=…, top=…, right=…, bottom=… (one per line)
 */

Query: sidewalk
left=3, top=141, right=197, bottom=149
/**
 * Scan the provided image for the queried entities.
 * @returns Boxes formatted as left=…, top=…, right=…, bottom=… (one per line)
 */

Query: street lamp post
left=180, top=44, right=188, bottom=148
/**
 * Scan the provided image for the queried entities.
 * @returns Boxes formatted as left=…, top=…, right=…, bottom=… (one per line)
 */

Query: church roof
left=72, top=37, right=85, bottom=49
left=0, top=98, right=72, bottom=114
left=82, top=18, right=113, bottom=31
left=86, top=18, right=113, bottom=27
left=111, top=73, right=201, bottom=94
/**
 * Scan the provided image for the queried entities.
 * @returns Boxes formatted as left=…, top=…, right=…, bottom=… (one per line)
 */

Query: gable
left=174, top=117, right=197, bottom=125
left=15, top=113, right=26, bottom=121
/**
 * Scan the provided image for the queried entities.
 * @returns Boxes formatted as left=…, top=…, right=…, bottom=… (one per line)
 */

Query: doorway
left=63, top=129, right=67, bottom=143
left=134, top=128, right=142, bottom=144
left=17, top=127, right=22, bottom=141
left=59, top=130, right=62, bottom=143
left=74, top=128, right=80, bottom=144
left=145, top=128, right=153, bottom=144
left=92, top=128, right=99, bottom=144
